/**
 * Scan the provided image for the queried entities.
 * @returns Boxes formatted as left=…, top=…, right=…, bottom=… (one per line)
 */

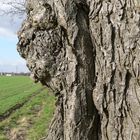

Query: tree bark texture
left=17, top=0, right=140, bottom=140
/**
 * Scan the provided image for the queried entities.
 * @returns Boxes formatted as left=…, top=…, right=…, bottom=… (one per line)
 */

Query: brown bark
left=90, top=1, right=140, bottom=139
left=17, top=0, right=140, bottom=139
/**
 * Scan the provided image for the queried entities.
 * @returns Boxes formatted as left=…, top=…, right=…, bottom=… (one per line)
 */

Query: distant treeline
left=0, top=72, right=30, bottom=76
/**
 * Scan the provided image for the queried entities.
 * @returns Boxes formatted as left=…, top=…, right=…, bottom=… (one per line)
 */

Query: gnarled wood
left=17, top=0, right=140, bottom=139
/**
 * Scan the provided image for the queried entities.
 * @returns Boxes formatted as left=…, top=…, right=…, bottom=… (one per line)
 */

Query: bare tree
left=0, top=0, right=25, bottom=18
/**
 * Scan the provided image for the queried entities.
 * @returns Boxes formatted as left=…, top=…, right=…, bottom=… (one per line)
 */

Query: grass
left=0, top=76, right=42, bottom=114
left=0, top=76, right=55, bottom=140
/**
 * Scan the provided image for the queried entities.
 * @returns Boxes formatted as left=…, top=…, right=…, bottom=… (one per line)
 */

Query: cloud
left=0, top=1, right=25, bottom=33
left=0, top=60, right=29, bottom=73
left=0, top=64, right=29, bottom=73
left=0, top=27, right=16, bottom=38
left=0, top=0, right=27, bottom=72
left=0, top=0, right=25, bottom=11
left=0, top=58, right=26, bottom=66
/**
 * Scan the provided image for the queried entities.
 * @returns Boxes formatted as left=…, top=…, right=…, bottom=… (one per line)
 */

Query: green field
left=0, top=76, right=55, bottom=140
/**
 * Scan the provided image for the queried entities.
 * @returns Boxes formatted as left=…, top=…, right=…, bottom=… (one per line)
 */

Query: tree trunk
left=17, top=0, right=140, bottom=139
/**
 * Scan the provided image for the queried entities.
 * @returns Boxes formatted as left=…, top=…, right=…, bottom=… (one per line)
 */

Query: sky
left=0, top=0, right=29, bottom=73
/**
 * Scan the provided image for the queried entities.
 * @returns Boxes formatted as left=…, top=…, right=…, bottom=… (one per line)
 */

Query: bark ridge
left=17, top=0, right=140, bottom=139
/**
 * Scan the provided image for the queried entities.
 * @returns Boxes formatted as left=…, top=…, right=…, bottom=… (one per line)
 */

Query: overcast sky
left=0, top=0, right=29, bottom=73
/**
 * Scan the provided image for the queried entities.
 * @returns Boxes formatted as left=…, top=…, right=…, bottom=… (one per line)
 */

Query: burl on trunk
left=17, top=0, right=140, bottom=140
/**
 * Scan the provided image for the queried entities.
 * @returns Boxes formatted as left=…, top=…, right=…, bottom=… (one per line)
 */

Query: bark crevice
left=17, top=0, right=140, bottom=139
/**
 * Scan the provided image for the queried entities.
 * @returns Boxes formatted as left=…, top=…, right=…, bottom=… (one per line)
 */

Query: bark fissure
left=17, top=0, right=140, bottom=139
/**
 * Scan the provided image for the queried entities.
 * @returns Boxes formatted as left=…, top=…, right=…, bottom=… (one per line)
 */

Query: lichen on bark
left=17, top=0, right=140, bottom=139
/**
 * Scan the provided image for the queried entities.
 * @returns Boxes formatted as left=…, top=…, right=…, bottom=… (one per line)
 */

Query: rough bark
left=17, top=0, right=140, bottom=139
left=90, top=1, right=140, bottom=139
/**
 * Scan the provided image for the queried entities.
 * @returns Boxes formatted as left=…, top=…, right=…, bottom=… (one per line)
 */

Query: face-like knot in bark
left=17, top=0, right=65, bottom=93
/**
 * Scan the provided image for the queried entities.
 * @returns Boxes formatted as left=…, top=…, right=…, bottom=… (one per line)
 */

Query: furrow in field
left=0, top=81, right=33, bottom=92
left=0, top=83, right=37, bottom=101
left=0, top=87, right=46, bottom=122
